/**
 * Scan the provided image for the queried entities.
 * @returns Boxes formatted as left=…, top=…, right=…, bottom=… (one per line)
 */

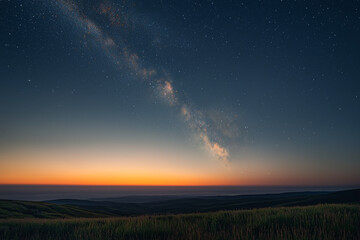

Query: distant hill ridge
left=1, top=188, right=359, bottom=218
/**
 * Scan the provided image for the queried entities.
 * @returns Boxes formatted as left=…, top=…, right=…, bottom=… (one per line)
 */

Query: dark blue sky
left=0, top=0, right=359, bottom=185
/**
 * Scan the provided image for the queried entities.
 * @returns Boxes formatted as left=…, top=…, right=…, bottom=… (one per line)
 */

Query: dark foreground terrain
left=0, top=204, right=359, bottom=240
left=0, top=189, right=359, bottom=239
left=1, top=188, right=359, bottom=218
left=49, top=188, right=360, bottom=216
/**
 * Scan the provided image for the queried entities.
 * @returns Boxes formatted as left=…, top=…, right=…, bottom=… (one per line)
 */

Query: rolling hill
left=0, top=188, right=359, bottom=218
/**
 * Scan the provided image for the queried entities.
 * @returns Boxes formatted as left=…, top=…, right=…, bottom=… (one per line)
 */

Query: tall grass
left=0, top=204, right=359, bottom=240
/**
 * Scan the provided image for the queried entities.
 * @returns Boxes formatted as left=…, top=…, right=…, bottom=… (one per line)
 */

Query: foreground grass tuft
left=0, top=204, right=359, bottom=240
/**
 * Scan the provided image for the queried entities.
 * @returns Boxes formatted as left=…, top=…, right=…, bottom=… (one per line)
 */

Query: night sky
left=1, top=0, right=359, bottom=186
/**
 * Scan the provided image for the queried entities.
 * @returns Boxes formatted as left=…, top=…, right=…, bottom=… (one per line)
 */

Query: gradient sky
left=0, top=0, right=359, bottom=186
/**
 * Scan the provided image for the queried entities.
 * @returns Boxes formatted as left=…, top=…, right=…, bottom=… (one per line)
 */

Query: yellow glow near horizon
left=0, top=146, right=234, bottom=186
left=1, top=144, right=359, bottom=186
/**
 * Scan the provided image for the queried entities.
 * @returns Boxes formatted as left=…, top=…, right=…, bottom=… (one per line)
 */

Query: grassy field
left=0, top=204, right=359, bottom=240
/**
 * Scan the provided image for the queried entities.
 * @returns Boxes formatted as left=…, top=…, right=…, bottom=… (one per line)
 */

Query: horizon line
left=1, top=184, right=359, bottom=188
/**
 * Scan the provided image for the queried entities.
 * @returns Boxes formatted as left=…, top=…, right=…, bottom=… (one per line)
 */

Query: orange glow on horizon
left=1, top=146, right=359, bottom=187
left=0, top=170, right=238, bottom=186
left=0, top=148, right=235, bottom=186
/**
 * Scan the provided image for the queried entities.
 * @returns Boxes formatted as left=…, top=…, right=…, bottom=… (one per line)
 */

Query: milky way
left=1, top=0, right=360, bottom=186
left=51, top=0, right=233, bottom=165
